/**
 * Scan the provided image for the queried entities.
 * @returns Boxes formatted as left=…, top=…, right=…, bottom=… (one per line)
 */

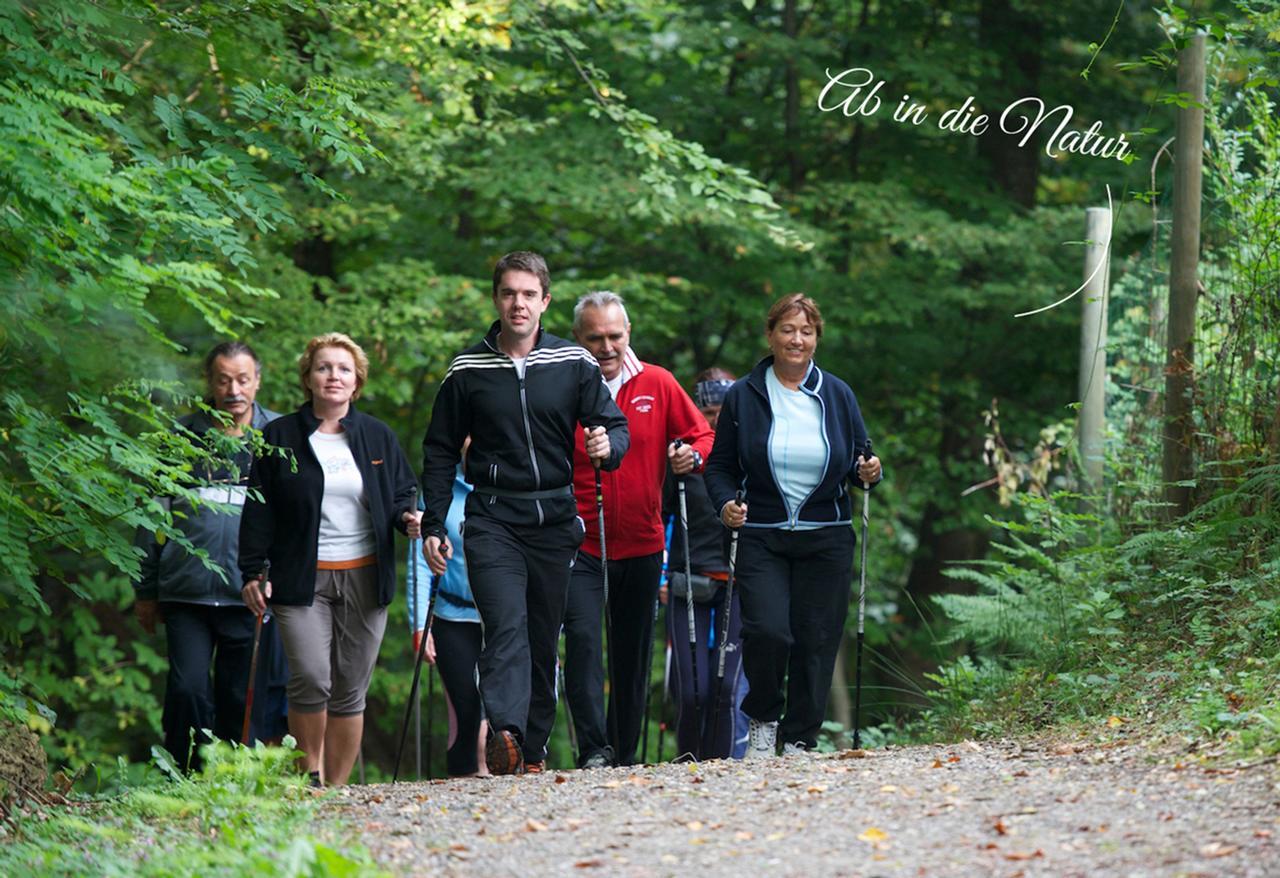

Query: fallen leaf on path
left=1004, top=850, right=1044, bottom=861
left=948, top=754, right=961, bottom=763
left=931, top=759, right=943, bottom=768
left=766, top=832, right=785, bottom=841
left=858, top=827, right=888, bottom=843
left=1255, top=830, right=1272, bottom=838
left=686, top=821, right=704, bottom=831
left=525, top=818, right=549, bottom=832
left=992, top=818, right=1008, bottom=835
left=1201, top=842, right=1238, bottom=858
left=555, top=774, right=568, bottom=784
left=574, top=860, right=603, bottom=868
left=839, top=749, right=869, bottom=759
left=963, top=741, right=981, bottom=751
left=807, top=784, right=827, bottom=793
left=880, top=784, right=898, bottom=792
left=735, top=831, right=753, bottom=841
left=1107, top=715, right=1125, bottom=728
left=449, top=844, right=469, bottom=852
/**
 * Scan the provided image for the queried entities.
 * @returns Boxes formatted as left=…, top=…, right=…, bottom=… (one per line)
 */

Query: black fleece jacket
left=238, top=403, right=417, bottom=607
left=421, top=322, right=629, bottom=535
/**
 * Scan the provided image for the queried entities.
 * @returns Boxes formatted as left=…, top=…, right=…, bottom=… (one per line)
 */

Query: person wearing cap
left=661, top=367, right=747, bottom=760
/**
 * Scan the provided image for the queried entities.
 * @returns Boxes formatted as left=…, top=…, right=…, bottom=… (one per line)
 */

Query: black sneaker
left=581, top=748, right=614, bottom=769
left=308, top=770, right=323, bottom=788
left=485, top=730, right=525, bottom=776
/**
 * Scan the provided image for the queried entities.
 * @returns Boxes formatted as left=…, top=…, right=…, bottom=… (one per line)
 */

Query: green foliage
left=0, top=740, right=384, bottom=877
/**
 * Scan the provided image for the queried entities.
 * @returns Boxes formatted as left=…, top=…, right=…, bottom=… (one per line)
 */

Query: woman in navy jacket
left=705, top=294, right=882, bottom=757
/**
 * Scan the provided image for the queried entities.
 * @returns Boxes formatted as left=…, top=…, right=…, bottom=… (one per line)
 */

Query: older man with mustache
left=133, top=341, right=286, bottom=772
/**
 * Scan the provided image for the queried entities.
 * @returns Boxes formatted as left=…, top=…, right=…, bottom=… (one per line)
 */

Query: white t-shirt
left=308, top=430, right=376, bottom=561
left=605, top=373, right=623, bottom=399
left=512, top=356, right=528, bottom=379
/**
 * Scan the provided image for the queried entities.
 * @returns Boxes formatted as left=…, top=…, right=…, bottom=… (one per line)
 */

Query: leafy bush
left=0, top=740, right=384, bottom=877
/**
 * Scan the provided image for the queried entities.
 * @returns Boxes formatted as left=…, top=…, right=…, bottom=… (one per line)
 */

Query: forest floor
left=328, top=738, right=1280, bottom=877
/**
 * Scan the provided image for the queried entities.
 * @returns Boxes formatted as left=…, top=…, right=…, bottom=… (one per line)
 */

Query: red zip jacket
left=574, top=349, right=715, bottom=560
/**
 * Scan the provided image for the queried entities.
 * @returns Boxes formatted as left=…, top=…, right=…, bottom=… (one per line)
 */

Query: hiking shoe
left=307, top=770, right=323, bottom=788
left=524, top=761, right=544, bottom=774
left=581, top=751, right=611, bottom=769
left=745, top=718, right=778, bottom=759
left=782, top=741, right=810, bottom=757
left=485, top=730, right=524, bottom=776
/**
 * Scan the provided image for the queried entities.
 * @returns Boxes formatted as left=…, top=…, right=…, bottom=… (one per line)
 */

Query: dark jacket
left=663, top=471, right=728, bottom=576
left=421, top=322, right=630, bottom=535
left=134, top=402, right=280, bottom=605
left=705, top=356, right=879, bottom=529
left=238, top=403, right=417, bottom=607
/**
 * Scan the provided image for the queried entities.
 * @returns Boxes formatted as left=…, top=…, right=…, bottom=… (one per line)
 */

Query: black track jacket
left=238, top=403, right=417, bottom=607
left=421, top=322, right=630, bottom=535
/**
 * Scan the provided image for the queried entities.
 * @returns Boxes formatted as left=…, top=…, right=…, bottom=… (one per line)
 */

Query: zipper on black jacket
left=518, top=373, right=545, bottom=526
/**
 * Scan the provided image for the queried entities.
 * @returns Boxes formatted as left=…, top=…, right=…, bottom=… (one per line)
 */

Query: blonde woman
left=240, top=333, right=420, bottom=785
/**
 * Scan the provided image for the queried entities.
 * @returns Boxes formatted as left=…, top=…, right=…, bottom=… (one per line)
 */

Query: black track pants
left=161, top=602, right=282, bottom=771
left=432, top=617, right=484, bottom=777
left=735, top=525, right=854, bottom=749
left=464, top=514, right=583, bottom=764
left=562, top=551, right=661, bottom=766
left=667, top=587, right=743, bottom=760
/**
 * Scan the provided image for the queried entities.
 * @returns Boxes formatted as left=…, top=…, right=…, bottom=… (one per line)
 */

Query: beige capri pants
left=273, top=563, right=387, bottom=716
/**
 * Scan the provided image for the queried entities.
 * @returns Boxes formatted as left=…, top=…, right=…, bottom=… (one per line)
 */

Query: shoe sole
left=486, top=732, right=524, bottom=776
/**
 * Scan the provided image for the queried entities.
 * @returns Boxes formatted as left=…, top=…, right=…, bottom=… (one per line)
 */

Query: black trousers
left=667, top=587, right=743, bottom=760
left=562, top=551, right=661, bottom=766
left=432, top=617, right=484, bottom=777
left=160, top=601, right=284, bottom=772
left=736, top=526, right=854, bottom=749
left=464, top=514, right=583, bottom=764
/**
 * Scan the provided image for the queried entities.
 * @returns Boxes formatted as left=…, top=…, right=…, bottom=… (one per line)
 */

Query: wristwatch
left=690, top=449, right=703, bottom=471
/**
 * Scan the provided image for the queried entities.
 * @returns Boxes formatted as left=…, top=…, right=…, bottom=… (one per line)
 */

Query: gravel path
left=328, top=740, right=1280, bottom=877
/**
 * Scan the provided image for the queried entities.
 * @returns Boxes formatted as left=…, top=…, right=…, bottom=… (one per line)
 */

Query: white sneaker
left=745, top=719, right=778, bottom=759
left=782, top=742, right=809, bottom=757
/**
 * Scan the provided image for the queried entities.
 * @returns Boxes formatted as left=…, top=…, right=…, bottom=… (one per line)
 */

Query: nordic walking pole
left=853, top=439, right=872, bottom=750
left=595, top=458, right=620, bottom=762
left=673, top=439, right=701, bottom=757
left=409, top=508, right=422, bottom=780
left=708, top=490, right=743, bottom=757
left=656, top=637, right=670, bottom=761
left=241, top=560, right=270, bottom=745
left=395, top=569, right=437, bottom=782
left=639, top=594, right=659, bottom=762
left=425, top=652, right=436, bottom=779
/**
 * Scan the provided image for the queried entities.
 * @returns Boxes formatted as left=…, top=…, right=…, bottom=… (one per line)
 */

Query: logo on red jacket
left=629, top=394, right=655, bottom=413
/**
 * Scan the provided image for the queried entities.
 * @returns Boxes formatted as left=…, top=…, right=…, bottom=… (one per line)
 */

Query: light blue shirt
left=406, top=468, right=477, bottom=626
left=765, top=366, right=827, bottom=530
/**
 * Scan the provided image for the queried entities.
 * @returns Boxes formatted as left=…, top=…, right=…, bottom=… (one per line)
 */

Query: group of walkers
left=134, top=250, right=881, bottom=785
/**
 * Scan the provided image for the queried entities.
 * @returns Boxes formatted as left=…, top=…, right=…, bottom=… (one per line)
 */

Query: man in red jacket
left=559, top=291, right=714, bottom=767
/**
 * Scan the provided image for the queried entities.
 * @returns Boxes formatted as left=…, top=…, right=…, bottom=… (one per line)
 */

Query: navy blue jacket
left=705, top=356, right=878, bottom=529
left=134, top=402, right=280, bottom=605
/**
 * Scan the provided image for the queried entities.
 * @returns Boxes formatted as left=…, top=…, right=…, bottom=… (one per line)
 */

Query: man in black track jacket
left=421, top=251, right=630, bottom=775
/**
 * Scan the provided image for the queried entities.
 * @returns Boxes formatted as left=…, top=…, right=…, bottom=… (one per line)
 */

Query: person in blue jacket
left=407, top=440, right=489, bottom=776
left=705, top=294, right=882, bottom=758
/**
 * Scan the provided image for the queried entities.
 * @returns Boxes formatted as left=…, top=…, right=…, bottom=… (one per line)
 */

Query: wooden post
left=1079, top=207, right=1111, bottom=491
left=1162, top=32, right=1206, bottom=518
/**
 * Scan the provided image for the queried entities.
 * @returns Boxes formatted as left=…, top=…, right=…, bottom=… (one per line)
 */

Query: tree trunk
left=977, top=0, right=1043, bottom=208
left=1162, top=33, right=1206, bottom=518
